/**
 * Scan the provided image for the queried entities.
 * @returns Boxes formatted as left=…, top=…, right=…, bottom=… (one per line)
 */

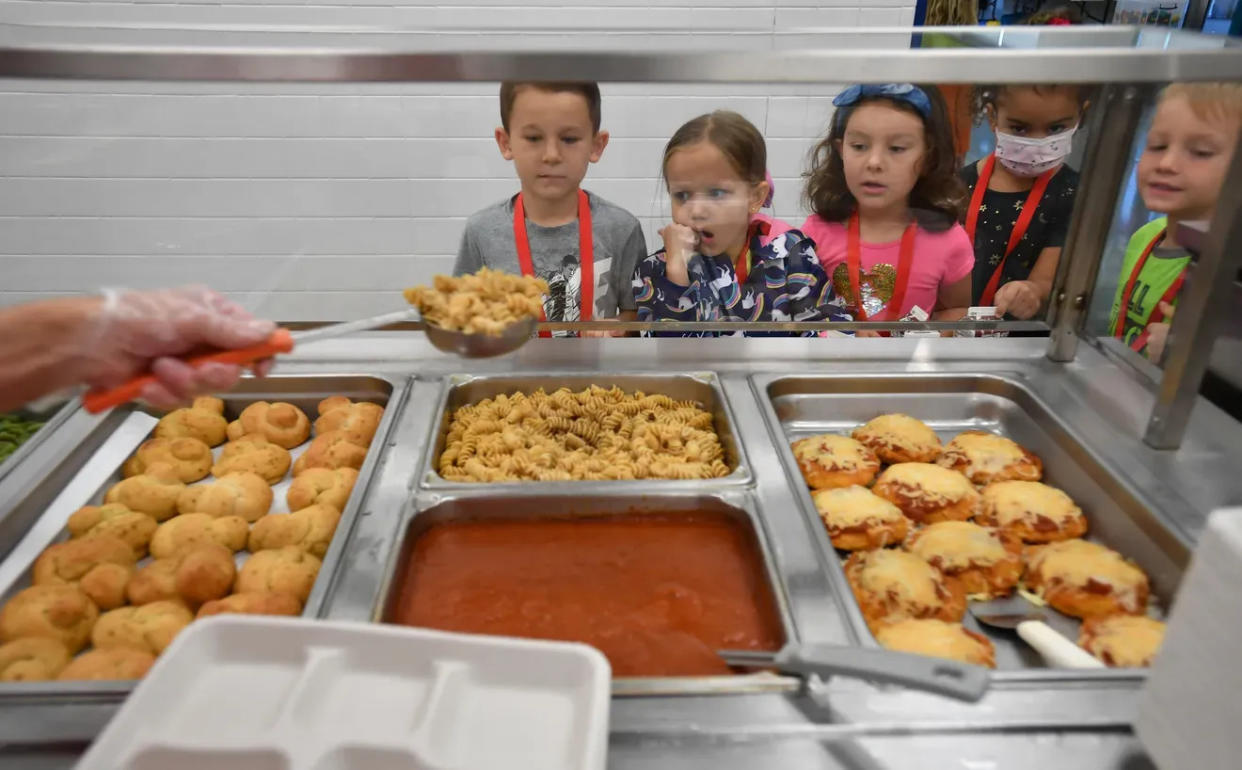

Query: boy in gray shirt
left=453, top=81, right=646, bottom=336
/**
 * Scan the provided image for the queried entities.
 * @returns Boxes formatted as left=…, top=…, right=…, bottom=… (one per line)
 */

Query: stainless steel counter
left=3, top=334, right=1238, bottom=768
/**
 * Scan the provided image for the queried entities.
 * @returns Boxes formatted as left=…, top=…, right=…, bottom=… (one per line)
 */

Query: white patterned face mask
left=994, top=127, right=1077, bottom=177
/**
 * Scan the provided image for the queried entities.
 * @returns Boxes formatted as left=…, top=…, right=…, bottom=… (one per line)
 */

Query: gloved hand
left=83, top=287, right=276, bottom=408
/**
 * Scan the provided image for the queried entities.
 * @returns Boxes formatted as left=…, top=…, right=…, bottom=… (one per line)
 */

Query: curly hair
left=970, top=84, right=1092, bottom=127
left=804, top=84, right=965, bottom=232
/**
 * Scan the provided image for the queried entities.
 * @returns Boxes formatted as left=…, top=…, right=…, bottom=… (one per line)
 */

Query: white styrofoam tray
left=77, top=616, right=612, bottom=770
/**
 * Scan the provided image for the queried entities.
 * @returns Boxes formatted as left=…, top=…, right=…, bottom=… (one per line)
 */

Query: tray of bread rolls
left=753, top=372, right=1190, bottom=678
left=0, top=374, right=409, bottom=687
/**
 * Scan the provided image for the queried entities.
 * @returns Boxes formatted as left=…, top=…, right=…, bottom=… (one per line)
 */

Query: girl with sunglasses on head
left=801, top=84, right=972, bottom=334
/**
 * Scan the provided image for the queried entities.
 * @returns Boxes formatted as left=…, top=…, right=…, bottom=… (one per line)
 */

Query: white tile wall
left=0, top=0, right=915, bottom=320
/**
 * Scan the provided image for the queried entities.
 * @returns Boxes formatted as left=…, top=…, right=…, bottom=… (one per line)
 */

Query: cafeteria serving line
left=1, top=21, right=1241, bottom=770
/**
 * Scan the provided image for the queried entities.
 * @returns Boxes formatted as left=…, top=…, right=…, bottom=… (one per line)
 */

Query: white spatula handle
left=1016, top=620, right=1105, bottom=669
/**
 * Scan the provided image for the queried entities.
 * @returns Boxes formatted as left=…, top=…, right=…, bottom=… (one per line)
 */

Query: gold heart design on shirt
left=832, top=263, right=897, bottom=305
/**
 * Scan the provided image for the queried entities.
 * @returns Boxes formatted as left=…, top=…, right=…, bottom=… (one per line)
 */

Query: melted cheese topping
left=877, top=463, right=975, bottom=504
left=1029, top=539, right=1147, bottom=594
left=1083, top=615, right=1166, bottom=667
left=907, top=521, right=1009, bottom=570
left=983, top=481, right=1082, bottom=526
left=876, top=618, right=991, bottom=664
left=856, top=550, right=942, bottom=610
left=852, top=414, right=940, bottom=453
left=813, top=486, right=904, bottom=528
left=941, top=432, right=1027, bottom=475
left=792, top=434, right=875, bottom=473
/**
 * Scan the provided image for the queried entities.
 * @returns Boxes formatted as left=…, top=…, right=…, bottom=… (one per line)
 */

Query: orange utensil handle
left=82, top=328, right=296, bottom=415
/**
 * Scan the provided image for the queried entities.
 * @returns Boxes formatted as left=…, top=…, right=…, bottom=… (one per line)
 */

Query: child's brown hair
left=971, top=84, right=1092, bottom=126
left=661, top=110, right=766, bottom=187
left=499, top=81, right=602, bottom=133
left=804, top=84, right=965, bottom=231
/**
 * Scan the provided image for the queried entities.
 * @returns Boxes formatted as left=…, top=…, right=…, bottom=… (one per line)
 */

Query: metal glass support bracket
left=1046, top=84, right=1151, bottom=363
left=1143, top=132, right=1242, bottom=449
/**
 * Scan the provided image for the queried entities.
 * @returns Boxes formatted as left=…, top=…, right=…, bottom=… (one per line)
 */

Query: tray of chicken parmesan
left=753, top=372, right=1188, bottom=677
left=0, top=374, right=409, bottom=688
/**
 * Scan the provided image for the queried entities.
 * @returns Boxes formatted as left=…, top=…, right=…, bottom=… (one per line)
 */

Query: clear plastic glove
left=82, top=286, right=276, bottom=408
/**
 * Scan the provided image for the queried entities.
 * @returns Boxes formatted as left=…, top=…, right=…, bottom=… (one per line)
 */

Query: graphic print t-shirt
left=959, top=162, right=1079, bottom=306
left=800, top=216, right=975, bottom=319
left=453, top=191, right=647, bottom=336
left=1108, top=217, right=1190, bottom=355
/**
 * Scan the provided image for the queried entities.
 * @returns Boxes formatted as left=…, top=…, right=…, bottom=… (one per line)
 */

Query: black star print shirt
left=959, top=162, right=1080, bottom=307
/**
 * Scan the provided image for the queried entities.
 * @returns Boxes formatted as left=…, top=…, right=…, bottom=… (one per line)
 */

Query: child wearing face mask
left=960, top=85, right=1088, bottom=321
left=633, top=111, right=851, bottom=336
left=1109, top=83, right=1242, bottom=363
left=801, top=84, right=973, bottom=331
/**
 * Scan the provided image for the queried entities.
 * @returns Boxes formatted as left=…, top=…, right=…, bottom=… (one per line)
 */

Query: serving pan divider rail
left=392, top=371, right=794, bottom=698
left=380, top=371, right=993, bottom=700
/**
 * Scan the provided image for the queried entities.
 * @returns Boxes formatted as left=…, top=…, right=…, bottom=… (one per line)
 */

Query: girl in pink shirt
left=801, top=84, right=973, bottom=330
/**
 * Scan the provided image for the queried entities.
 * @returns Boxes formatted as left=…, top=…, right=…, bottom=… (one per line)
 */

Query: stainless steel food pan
left=0, top=399, right=77, bottom=487
left=753, top=372, right=1190, bottom=683
left=0, top=373, right=409, bottom=697
left=373, top=490, right=798, bottom=696
left=419, top=372, right=751, bottom=490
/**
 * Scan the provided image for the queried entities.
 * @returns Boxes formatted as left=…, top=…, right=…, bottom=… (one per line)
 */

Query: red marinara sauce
left=388, top=514, right=785, bottom=676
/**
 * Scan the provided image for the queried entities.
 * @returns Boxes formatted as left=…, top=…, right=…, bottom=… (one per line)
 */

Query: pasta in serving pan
left=438, top=385, right=730, bottom=482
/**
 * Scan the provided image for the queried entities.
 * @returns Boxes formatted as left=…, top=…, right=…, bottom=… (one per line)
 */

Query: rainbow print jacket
left=632, top=214, right=852, bottom=337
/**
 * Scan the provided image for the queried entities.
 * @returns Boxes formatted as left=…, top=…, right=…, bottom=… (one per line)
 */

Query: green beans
left=0, top=414, right=46, bottom=464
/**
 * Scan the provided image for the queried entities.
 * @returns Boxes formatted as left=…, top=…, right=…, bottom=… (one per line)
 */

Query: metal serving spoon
left=720, top=642, right=991, bottom=702
left=82, top=309, right=535, bottom=414
left=970, top=596, right=1105, bottom=669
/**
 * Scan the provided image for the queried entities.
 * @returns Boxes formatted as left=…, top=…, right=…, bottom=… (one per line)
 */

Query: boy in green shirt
left=1110, top=83, right=1242, bottom=362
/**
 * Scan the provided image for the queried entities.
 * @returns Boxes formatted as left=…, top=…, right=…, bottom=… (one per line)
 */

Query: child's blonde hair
left=1159, top=83, right=1242, bottom=128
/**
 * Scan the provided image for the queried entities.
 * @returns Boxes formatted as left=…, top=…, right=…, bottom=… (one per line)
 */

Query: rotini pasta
left=438, top=385, right=731, bottom=482
left=404, top=268, right=547, bottom=336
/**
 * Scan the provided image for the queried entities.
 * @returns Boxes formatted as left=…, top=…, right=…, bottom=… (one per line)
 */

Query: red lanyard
left=734, top=225, right=756, bottom=284
left=513, top=189, right=594, bottom=338
left=964, top=154, right=1057, bottom=306
left=1129, top=272, right=1186, bottom=354
left=847, top=212, right=916, bottom=322
left=1111, top=227, right=1168, bottom=340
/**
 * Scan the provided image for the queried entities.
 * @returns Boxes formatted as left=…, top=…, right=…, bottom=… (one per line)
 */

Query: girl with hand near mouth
left=801, top=84, right=973, bottom=335
left=633, top=111, right=851, bottom=336
left=960, top=85, right=1088, bottom=321
left=1109, top=83, right=1242, bottom=363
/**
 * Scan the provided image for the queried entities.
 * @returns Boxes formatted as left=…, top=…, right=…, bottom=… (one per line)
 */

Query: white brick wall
left=0, top=0, right=916, bottom=320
